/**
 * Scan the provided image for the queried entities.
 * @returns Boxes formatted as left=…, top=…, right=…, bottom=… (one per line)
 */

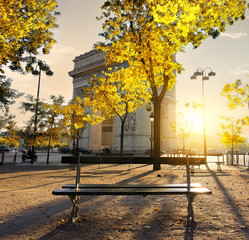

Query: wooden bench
left=52, top=155, right=211, bottom=224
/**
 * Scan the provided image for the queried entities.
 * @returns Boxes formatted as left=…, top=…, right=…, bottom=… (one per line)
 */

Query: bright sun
left=185, top=112, right=203, bottom=132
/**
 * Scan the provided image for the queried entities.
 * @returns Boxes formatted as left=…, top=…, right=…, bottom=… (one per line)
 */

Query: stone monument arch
left=68, top=49, right=176, bottom=153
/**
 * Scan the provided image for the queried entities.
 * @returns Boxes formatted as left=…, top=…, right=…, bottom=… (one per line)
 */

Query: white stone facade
left=69, top=49, right=177, bottom=153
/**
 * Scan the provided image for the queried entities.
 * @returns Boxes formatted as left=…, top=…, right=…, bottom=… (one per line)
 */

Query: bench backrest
left=63, top=154, right=198, bottom=192
left=61, top=156, right=206, bottom=165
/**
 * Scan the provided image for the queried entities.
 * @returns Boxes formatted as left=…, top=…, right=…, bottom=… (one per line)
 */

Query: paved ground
left=0, top=155, right=248, bottom=240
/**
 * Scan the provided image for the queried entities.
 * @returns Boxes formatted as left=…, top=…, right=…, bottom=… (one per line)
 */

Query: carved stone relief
left=124, top=112, right=136, bottom=132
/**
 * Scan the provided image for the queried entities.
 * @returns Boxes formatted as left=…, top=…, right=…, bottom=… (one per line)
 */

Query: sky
left=7, top=0, right=249, bottom=137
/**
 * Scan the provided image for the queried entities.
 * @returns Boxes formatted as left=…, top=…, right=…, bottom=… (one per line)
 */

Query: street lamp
left=150, top=112, right=154, bottom=157
left=190, top=67, right=215, bottom=161
left=31, top=61, right=53, bottom=163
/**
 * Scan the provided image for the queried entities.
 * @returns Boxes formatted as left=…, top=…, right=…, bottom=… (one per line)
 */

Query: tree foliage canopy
left=61, top=97, right=102, bottom=132
left=170, top=113, right=193, bottom=145
left=218, top=116, right=246, bottom=148
left=20, top=94, right=48, bottom=147
left=84, top=66, right=151, bottom=119
left=0, top=75, right=23, bottom=114
left=96, top=0, right=248, bottom=161
left=222, top=79, right=249, bottom=110
left=0, top=0, right=59, bottom=74
left=84, top=66, right=151, bottom=155
left=97, top=0, right=247, bottom=95
left=0, top=117, right=20, bottom=147
left=41, top=95, right=68, bottom=148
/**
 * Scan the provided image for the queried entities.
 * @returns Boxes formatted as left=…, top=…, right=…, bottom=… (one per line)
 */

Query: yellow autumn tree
left=0, top=117, right=20, bottom=148
left=222, top=79, right=249, bottom=110
left=84, top=66, right=151, bottom=156
left=20, top=95, right=47, bottom=149
left=218, top=117, right=246, bottom=164
left=0, top=0, right=58, bottom=74
left=97, top=0, right=247, bottom=169
left=221, top=79, right=249, bottom=151
left=61, top=97, right=102, bottom=153
left=170, top=113, right=193, bottom=155
left=41, top=95, right=68, bottom=164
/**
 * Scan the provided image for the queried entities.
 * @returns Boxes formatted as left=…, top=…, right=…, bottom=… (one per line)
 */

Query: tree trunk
left=31, top=145, right=35, bottom=164
left=47, top=136, right=51, bottom=164
left=120, top=119, right=125, bottom=157
left=153, top=98, right=161, bottom=170
left=231, top=141, right=234, bottom=165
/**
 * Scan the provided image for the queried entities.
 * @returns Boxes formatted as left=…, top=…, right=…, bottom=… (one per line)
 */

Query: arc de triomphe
left=69, top=49, right=177, bottom=153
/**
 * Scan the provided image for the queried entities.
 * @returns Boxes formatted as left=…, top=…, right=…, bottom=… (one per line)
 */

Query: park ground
left=0, top=152, right=249, bottom=239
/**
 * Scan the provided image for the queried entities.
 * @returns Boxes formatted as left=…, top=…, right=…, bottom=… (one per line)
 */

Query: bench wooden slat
left=52, top=187, right=212, bottom=196
left=62, top=183, right=203, bottom=189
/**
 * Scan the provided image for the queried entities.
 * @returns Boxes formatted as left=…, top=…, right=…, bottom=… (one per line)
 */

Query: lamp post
left=190, top=67, right=215, bottom=161
left=150, top=112, right=154, bottom=157
left=31, top=61, right=53, bottom=163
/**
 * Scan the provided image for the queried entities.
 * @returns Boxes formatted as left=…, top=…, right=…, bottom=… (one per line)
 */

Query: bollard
left=217, top=158, right=221, bottom=171
left=227, top=152, right=229, bottom=165
left=190, top=165, right=195, bottom=174
left=1, top=152, right=4, bottom=165
left=13, top=152, right=17, bottom=163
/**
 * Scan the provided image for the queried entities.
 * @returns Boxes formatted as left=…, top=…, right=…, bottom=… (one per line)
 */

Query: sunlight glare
left=185, top=112, right=203, bottom=133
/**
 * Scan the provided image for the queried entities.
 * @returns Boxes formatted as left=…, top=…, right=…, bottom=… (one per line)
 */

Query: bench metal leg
left=217, top=163, right=221, bottom=171
left=68, top=195, right=80, bottom=223
left=187, top=194, right=196, bottom=224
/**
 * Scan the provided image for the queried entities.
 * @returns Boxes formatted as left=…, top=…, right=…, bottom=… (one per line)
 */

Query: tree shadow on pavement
left=205, top=164, right=249, bottom=239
